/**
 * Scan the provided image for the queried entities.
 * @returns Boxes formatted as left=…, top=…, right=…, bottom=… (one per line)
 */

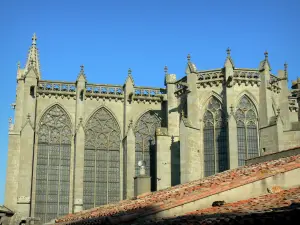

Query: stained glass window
left=134, top=111, right=161, bottom=191
left=83, top=108, right=121, bottom=209
left=235, top=96, right=259, bottom=166
left=35, top=105, right=72, bottom=223
left=203, top=97, right=228, bottom=177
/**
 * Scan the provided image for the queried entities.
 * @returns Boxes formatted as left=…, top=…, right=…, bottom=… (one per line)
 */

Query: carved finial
left=128, top=68, right=132, bottom=76
left=27, top=113, right=31, bottom=120
left=226, top=47, right=231, bottom=56
left=164, top=65, right=168, bottom=75
left=80, top=65, right=84, bottom=74
left=9, top=117, right=12, bottom=124
left=284, top=62, right=288, bottom=71
left=17, top=61, right=21, bottom=70
left=264, top=50, right=268, bottom=59
left=283, top=62, right=288, bottom=79
left=32, top=33, right=37, bottom=45
left=187, top=53, right=191, bottom=62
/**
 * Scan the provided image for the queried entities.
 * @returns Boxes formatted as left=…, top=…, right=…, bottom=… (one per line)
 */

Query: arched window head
left=235, top=96, right=259, bottom=166
left=203, top=97, right=228, bottom=177
left=134, top=111, right=161, bottom=191
left=35, top=105, right=72, bottom=223
left=83, top=107, right=121, bottom=210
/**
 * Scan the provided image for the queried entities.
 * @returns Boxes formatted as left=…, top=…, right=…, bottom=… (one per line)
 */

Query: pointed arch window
left=203, top=97, right=228, bottom=177
left=35, top=105, right=72, bottom=223
left=235, top=96, right=259, bottom=166
left=135, top=111, right=161, bottom=191
left=83, top=108, right=121, bottom=210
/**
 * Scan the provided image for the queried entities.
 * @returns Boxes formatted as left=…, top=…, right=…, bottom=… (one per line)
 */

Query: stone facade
left=4, top=34, right=300, bottom=224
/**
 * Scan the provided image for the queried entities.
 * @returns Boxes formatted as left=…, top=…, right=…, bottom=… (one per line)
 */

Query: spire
left=259, top=50, right=271, bottom=71
left=124, top=68, right=134, bottom=86
left=24, top=33, right=41, bottom=78
left=185, top=53, right=197, bottom=74
left=77, top=64, right=87, bottom=82
left=224, top=47, right=235, bottom=68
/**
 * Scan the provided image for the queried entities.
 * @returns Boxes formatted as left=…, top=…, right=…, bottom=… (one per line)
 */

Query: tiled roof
left=56, top=154, right=300, bottom=225
left=140, top=186, right=300, bottom=225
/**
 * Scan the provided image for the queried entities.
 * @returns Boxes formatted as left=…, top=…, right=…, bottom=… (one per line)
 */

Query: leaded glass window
left=83, top=108, right=121, bottom=210
left=135, top=111, right=161, bottom=191
left=203, top=97, right=228, bottom=177
left=235, top=96, right=259, bottom=166
left=35, top=105, right=72, bottom=223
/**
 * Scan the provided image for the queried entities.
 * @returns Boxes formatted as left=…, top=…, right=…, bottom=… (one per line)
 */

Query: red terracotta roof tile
left=55, top=154, right=300, bottom=225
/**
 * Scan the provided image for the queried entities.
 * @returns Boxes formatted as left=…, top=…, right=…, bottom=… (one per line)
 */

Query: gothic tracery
left=203, top=97, right=228, bottom=177
left=134, top=111, right=161, bottom=191
left=83, top=107, right=121, bottom=209
left=35, top=105, right=72, bottom=223
left=235, top=96, right=259, bottom=166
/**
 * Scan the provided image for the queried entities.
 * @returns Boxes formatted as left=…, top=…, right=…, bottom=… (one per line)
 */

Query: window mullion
left=45, top=130, right=50, bottom=222
left=245, top=121, right=248, bottom=160
left=94, top=147, right=96, bottom=208
left=57, top=133, right=61, bottom=217
left=213, top=120, right=217, bottom=174
left=106, top=134, right=110, bottom=205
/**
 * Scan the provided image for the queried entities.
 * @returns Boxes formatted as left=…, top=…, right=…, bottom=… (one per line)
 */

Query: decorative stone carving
left=17, top=196, right=30, bottom=204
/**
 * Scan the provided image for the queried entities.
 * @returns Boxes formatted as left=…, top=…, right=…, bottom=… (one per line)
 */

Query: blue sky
left=0, top=0, right=299, bottom=204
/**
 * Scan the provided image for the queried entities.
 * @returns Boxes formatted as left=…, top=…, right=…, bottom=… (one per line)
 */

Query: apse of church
left=5, top=34, right=300, bottom=224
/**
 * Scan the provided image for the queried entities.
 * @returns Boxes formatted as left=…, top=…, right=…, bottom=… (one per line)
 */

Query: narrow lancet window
left=235, top=96, right=259, bottom=166
left=203, top=97, right=228, bottom=177
left=134, top=111, right=161, bottom=191
left=30, top=86, right=35, bottom=97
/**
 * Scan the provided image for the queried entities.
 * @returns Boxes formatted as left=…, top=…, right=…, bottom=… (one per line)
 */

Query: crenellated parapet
left=37, top=80, right=76, bottom=99
left=131, top=86, right=166, bottom=104
left=232, top=69, right=260, bottom=87
left=197, top=69, right=224, bottom=88
left=85, top=83, right=124, bottom=102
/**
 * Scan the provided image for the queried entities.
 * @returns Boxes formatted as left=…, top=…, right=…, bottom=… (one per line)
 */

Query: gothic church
left=4, top=34, right=300, bottom=224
